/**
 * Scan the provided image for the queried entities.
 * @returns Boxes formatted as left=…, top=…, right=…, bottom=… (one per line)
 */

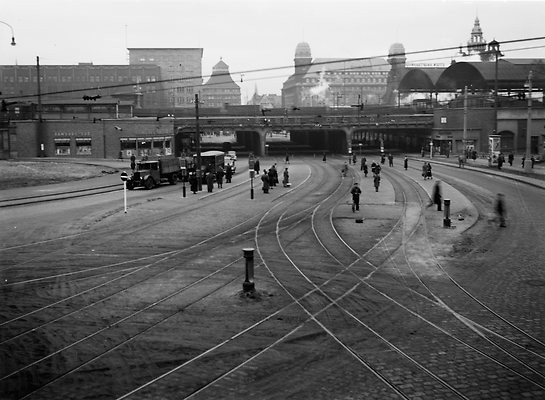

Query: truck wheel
left=144, top=177, right=155, bottom=190
left=169, top=174, right=177, bottom=185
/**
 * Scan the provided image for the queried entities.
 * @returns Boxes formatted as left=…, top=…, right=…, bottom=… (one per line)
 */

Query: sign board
left=120, top=171, right=128, bottom=181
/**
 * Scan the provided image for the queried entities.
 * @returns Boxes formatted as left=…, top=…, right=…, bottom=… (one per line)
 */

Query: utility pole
left=463, top=85, right=468, bottom=159
left=524, top=71, right=533, bottom=172
left=195, top=93, right=202, bottom=190
left=36, top=56, right=44, bottom=157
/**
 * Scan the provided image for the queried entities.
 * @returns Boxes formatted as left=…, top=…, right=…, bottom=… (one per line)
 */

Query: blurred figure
left=404, top=156, right=408, bottom=170
left=428, top=180, right=442, bottom=211
left=494, top=193, right=507, bottom=227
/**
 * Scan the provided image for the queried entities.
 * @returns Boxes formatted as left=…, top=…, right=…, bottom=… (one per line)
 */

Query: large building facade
left=0, top=48, right=203, bottom=109
left=128, top=48, right=203, bottom=108
left=199, top=59, right=241, bottom=107
left=282, top=42, right=390, bottom=108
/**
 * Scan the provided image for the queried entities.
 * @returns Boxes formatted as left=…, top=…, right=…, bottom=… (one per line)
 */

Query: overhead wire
left=2, top=36, right=545, bottom=102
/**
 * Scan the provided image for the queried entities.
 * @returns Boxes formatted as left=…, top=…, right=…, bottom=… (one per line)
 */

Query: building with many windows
left=128, top=48, right=203, bottom=108
left=199, top=58, right=241, bottom=107
left=0, top=63, right=161, bottom=107
left=282, top=42, right=390, bottom=108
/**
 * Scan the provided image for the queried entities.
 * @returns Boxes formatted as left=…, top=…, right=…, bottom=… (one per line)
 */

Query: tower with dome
left=281, top=41, right=390, bottom=108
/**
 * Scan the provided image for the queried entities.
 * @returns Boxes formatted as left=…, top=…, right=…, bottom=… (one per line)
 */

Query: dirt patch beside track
left=0, top=160, right=117, bottom=190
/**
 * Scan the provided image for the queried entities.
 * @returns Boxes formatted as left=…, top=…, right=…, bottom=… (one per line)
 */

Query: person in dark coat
left=254, top=158, right=260, bottom=173
left=130, top=154, right=136, bottom=171
left=497, top=153, right=504, bottom=170
left=388, top=153, right=394, bottom=167
left=216, top=167, right=224, bottom=188
left=282, top=167, right=290, bottom=187
left=225, top=164, right=233, bottom=183
left=494, top=193, right=507, bottom=227
left=508, top=153, right=514, bottom=166
left=373, top=173, right=381, bottom=192
left=206, top=171, right=214, bottom=193
left=261, top=170, right=270, bottom=193
left=363, top=161, right=368, bottom=177
left=189, top=172, right=198, bottom=194
left=426, top=162, right=433, bottom=179
left=351, top=182, right=362, bottom=212
left=404, top=156, right=408, bottom=170
left=360, top=157, right=366, bottom=171
left=429, top=181, right=442, bottom=211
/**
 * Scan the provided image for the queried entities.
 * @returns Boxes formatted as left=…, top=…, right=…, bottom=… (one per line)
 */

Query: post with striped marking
left=443, top=199, right=451, bottom=228
left=242, top=248, right=255, bottom=293
left=120, top=171, right=128, bottom=213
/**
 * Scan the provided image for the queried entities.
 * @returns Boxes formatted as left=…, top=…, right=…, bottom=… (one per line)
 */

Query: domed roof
left=388, top=43, right=405, bottom=58
left=295, top=42, right=312, bottom=59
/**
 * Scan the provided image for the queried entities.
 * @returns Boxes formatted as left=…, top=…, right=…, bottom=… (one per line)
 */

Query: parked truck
left=126, top=156, right=180, bottom=190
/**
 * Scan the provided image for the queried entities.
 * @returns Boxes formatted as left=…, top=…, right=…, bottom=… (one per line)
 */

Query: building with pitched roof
left=199, top=58, right=241, bottom=107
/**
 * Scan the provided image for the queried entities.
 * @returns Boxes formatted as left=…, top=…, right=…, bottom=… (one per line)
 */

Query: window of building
left=54, top=138, right=71, bottom=155
left=75, top=138, right=92, bottom=155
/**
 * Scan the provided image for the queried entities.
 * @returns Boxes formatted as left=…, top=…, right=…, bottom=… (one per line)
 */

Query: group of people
left=261, top=163, right=290, bottom=193
left=188, top=163, right=234, bottom=194
left=421, top=162, right=433, bottom=179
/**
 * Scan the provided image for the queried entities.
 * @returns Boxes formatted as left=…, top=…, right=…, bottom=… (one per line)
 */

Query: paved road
left=1, top=155, right=544, bottom=399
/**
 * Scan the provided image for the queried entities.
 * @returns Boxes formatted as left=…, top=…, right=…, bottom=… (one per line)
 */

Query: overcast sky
left=1, top=0, right=544, bottom=101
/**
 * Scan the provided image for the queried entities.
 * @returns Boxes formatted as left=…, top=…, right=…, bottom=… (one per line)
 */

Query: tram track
left=2, top=157, right=544, bottom=399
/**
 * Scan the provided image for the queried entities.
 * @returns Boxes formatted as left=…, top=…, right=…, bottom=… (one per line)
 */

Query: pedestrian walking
left=458, top=155, right=464, bottom=168
left=323, top=152, right=327, bottom=162
left=352, top=153, right=357, bottom=165
left=261, top=169, right=270, bottom=193
left=497, top=153, right=504, bottom=170
left=254, top=158, right=260, bottom=174
left=404, top=156, right=408, bottom=170
left=225, top=164, right=232, bottom=183
left=206, top=171, right=214, bottom=193
left=428, top=180, right=442, bottom=211
left=363, top=162, right=368, bottom=177
left=341, top=162, right=348, bottom=177
left=360, top=157, right=367, bottom=171
left=508, top=153, right=514, bottom=166
left=351, top=182, right=362, bottom=212
left=373, top=173, right=381, bottom=192
left=521, top=155, right=526, bottom=168
left=285, top=153, right=290, bottom=164
left=189, top=172, right=198, bottom=194
left=381, top=153, right=386, bottom=165
left=494, top=193, right=507, bottom=227
left=422, top=163, right=427, bottom=179
left=425, top=162, right=433, bottom=179
left=216, top=167, right=224, bottom=188
left=531, top=155, right=536, bottom=168
left=282, top=167, right=290, bottom=187
left=388, top=153, right=393, bottom=167
left=130, top=154, right=136, bottom=171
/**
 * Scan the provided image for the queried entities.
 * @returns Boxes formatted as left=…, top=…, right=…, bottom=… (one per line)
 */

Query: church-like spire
left=467, top=16, right=486, bottom=55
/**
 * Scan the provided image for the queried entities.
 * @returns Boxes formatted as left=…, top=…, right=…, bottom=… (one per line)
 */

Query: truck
left=126, top=156, right=181, bottom=190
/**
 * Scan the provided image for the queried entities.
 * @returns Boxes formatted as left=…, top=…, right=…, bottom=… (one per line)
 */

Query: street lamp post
left=0, top=20, right=16, bottom=46
left=194, top=93, right=202, bottom=191
left=488, top=40, right=503, bottom=142
left=525, top=71, right=533, bottom=172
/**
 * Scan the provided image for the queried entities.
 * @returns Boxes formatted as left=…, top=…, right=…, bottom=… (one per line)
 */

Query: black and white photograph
left=1, top=0, right=545, bottom=398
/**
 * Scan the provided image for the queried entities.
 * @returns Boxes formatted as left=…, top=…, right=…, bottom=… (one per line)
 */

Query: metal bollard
left=242, top=248, right=255, bottom=292
left=443, top=199, right=451, bottom=227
